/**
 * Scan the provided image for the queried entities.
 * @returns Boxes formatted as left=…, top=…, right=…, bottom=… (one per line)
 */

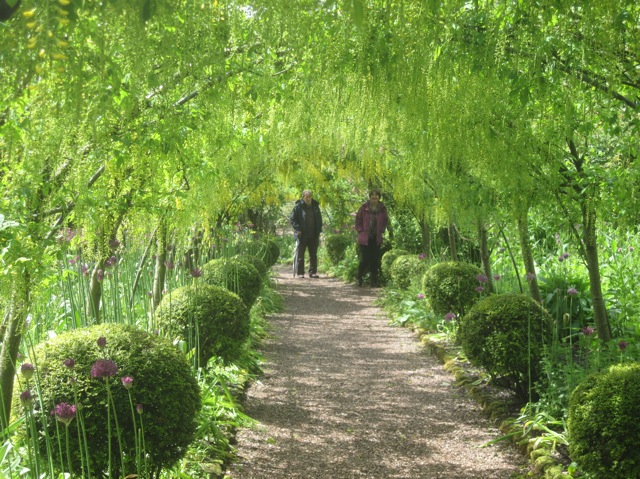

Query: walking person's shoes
left=356, top=276, right=363, bottom=287
left=310, top=273, right=320, bottom=278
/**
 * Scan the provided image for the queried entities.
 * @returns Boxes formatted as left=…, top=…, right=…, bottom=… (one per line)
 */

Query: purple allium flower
left=475, top=286, right=485, bottom=293
left=617, top=247, right=624, bottom=253
left=68, top=255, right=79, bottom=266
left=554, top=232, right=561, bottom=245
left=581, top=326, right=595, bottom=336
left=136, top=403, right=143, bottom=415
left=20, top=363, right=35, bottom=380
left=567, top=287, right=578, bottom=296
left=476, top=274, right=489, bottom=283
left=97, top=336, right=107, bottom=349
left=562, top=252, right=570, bottom=259
left=52, top=402, right=76, bottom=426
left=444, top=312, right=456, bottom=322
left=81, top=264, right=90, bottom=276
left=20, top=390, right=34, bottom=407
left=97, top=269, right=104, bottom=282
left=619, top=340, right=629, bottom=352
left=164, top=261, right=175, bottom=270
left=109, top=238, right=120, bottom=249
left=121, top=376, right=134, bottom=389
left=416, top=293, right=425, bottom=300
left=493, top=274, right=501, bottom=281
left=63, top=358, right=75, bottom=369
left=91, top=359, right=119, bottom=379
left=190, top=268, right=202, bottom=278
left=525, top=272, right=536, bottom=281
left=147, top=291, right=153, bottom=298
left=418, top=253, right=426, bottom=260
left=558, top=256, right=564, bottom=262
left=629, top=246, right=635, bottom=252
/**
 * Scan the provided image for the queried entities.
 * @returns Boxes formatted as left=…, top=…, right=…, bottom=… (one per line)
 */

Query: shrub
left=422, top=261, right=484, bottom=316
left=202, top=257, right=262, bottom=308
left=155, top=283, right=250, bottom=365
left=568, top=363, right=640, bottom=479
left=325, top=233, right=353, bottom=266
left=241, top=254, right=269, bottom=280
left=251, top=238, right=280, bottom=267
left=458, top=294, right=553, bottom=401
left=380, top=248, right=408, bottom=278
left=389, top=254, right=428, bottom=289
left=14, top=324, right=200, bottom=477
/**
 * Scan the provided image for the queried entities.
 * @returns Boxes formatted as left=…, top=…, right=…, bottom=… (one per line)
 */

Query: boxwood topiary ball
left=422, top=261, right=484, bottom=317
left=155, top=283, right=250, bottom=365
left=240, top=254, right=269, bottom=280
left=15, top=323, right=200, bottom=478
left=251, top=238, right=280, bottom=268
left=458, top=293, right=552, bottom=401
left=568, top=363, right=640, bottom=479
left=381, top=249, right=408, bottom=278
left=325, top=233, right=353, bottom=266
left=202, top=257, right=262, bottom=308
left=389, top=254, right=428, bottom=290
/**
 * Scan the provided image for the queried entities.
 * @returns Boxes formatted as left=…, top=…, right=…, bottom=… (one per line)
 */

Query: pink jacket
left=355, top=201, right=389, bottom=246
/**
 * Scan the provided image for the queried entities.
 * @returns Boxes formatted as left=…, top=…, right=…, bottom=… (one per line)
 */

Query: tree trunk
left=0, top=271, right=30, bottom=430
left=448, top=221, right=458, bottom=261
left=419, top=217, right=431, bottom=259
left=477, top=221, right=493, bottom=293
left=582, top=201, right=612, bottom=341
left=517, top=212, right=542, bottom=303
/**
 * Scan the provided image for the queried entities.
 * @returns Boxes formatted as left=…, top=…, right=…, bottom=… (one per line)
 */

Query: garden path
left=227, top=266, right=525, bottom=479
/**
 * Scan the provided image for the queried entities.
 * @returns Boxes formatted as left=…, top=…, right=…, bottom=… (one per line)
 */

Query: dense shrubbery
left=458, top=294, right=553, bottom=401
left=422, top=261, right=484, bottom=317
left=380, top=249, right=408, bottom=279
left=242, top=254, right=269, bottom=279
left=568, top=363, right=640, bottom=479
left=325, top=233, right=353, bottom=266
left=252, top=238, right=280, bottom=267
left=389, top=254, right=428, bottom=289
left=202, top=257, right=262, bottom=308
left=15, top=324, right=200, bottom=477
left=154, top=283, right=250, bottom=365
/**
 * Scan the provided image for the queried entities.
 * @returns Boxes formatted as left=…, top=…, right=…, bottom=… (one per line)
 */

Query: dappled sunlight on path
left=227, top=267, right=524, bottom=479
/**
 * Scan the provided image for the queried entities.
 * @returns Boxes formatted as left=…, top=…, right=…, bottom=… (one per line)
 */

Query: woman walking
left=355, top=188, right=389, bottom=287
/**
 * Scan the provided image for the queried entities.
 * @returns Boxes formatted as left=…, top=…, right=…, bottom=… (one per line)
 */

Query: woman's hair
left=369, top=188, right=382, bottom=198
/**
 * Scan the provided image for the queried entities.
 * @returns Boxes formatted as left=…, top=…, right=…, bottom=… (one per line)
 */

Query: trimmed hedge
left=422, top=261, right=484, bottom=317
left=568, top=363, right=640, bottom=479
left=325, top=233, right=352, bottom=266
left=14, top=324, right=200, bottom=478
left=380, top=248, right=408, bottom=278
left=389, top=254, right=428, bottom=289
left=155, top=283, right=250, bottom=364
left=458, top=293, right=552, bottom=401
left=202, top=257, right=262, bottom=308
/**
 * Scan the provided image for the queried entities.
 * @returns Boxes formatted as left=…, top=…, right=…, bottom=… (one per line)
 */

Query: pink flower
left=97, top=336, right=107, bottom=348
left=567, top=287, right=578, bottom=296
left=619, top=341, right=629, bottom=352
left=20, top=390, right=34, bottom=407
left=136, top=404, right=144, bottom=414
left=52, top=402, right=77, bottom=426
left=493, top=274, right=501, bottom=281
left=476, top=274, right=489, bottom=283
left=190, top=268, right=202, bottom=278
left=63, top=358, right=75, bottom=369
left=475, top=286, right=485, bottom=293
left=525, top=272, right=536, bottom=281
left=121, top=376, right=134, bottom=389
left=581, top=326, right=595, bottom=336
left=416, top=293, right=425, bottom=300
left=91, top=359, right=118, bottom=379
left=444, top=312, right=456, bottom=322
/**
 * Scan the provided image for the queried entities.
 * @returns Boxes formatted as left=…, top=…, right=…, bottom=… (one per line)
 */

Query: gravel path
left=227, top=267, right=525, bottom=479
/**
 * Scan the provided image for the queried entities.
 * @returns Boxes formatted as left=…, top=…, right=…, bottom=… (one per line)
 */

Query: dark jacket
left=355, top=201, right=388, bottom=246
left=290, top=199, right=322, bottom=239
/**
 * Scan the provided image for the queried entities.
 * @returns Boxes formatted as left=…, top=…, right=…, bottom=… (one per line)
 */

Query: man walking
left=290, top=190, right=322, bottom=278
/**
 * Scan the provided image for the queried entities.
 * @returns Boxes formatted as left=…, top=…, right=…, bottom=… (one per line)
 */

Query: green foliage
left=239, top=254, right=269, bottom=280
left=422, top=261, right=484, bottom=317
left=538, top=267, right=592, bottom=340
left=458, top=294, right=553, bottom=401
left=154, top=283, right=250, bottom=365
left=568, top=363, right=640, bottom=479
left=250, top=238, right=280, bottom=268
left=388, top=211, right=422, bottom=253
left=202, top=257, right=262, bottom=308
left=16, top=324, right=200, bottom=477
left=389, top=254, right=429, bottom=290
left=324, top=233, right=353, bottom=266
left=380, top=248, right=408, bottom=279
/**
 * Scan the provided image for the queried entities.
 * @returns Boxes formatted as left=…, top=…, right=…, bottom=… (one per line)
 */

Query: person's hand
left=297, top=231, right=302, bottom=237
